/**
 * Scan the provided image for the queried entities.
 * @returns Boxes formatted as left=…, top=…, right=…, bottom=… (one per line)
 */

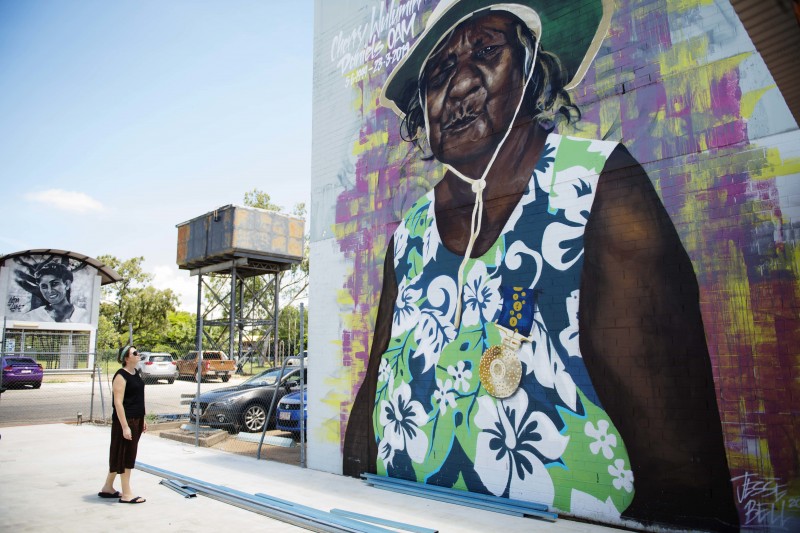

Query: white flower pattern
left=432, top=378, right=456, bottom=414
left=474, top=393, right=568, bottom=503
left=447, top=361, right=472, bottom=393
left=608, top=459, right=634, bottom=493
left=559, top=290, right=581, bottom=358
left=391, top=277, right=422, bottom=337
left=461, top=262, right=502, bottom=326
left=413, top=309, right=456, bottom=372
left=378, top=382, right=429, bottom=468
left=378, top=358, right=392, bottom=383
left=585, top=419, right=618, bottom=460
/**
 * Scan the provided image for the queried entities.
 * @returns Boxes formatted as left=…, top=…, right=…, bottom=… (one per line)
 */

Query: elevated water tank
left=176, top=205, right=304, bottom=274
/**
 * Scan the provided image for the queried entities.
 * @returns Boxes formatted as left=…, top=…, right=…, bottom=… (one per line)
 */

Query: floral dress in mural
left=372, top=134, right=635, bottom=518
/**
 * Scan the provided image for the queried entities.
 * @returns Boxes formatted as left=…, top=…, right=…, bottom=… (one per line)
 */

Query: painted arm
left=580, top=145, right=739, bottom=531
left=343, top=237, right=398, bottom=477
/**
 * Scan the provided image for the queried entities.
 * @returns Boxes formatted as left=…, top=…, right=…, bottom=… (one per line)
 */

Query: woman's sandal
left=118, top=496, right=146, bottom=504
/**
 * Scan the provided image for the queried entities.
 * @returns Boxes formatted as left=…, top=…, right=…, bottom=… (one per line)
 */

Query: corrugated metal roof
left=0, top=249, right=122, bottom=285
left=730, top=0, right=800, bottom=124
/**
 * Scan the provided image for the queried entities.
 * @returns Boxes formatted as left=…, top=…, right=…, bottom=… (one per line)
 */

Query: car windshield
left=241, top=368, right=296, bottom=387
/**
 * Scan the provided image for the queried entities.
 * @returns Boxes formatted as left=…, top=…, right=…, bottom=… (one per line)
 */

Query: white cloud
left=25, top=189, right=105, bottom=213
left=151, top=264, right=197, bottom=312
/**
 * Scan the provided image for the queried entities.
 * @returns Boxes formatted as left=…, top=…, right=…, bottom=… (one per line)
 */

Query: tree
left=97, top=255, right=151, bottom=333
left=97, top=254, right=178, bottom=349
left=277, top=304, right=308, bottom=356
left=163, top=310, right=196, bottom=347
left=243, top=188, right=282, bottom=211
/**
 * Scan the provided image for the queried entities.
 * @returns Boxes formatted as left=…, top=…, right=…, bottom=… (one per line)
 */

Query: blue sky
left=0, top=0, right=313, bottom=310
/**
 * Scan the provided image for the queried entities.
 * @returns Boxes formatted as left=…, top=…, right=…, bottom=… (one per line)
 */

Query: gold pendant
left=479, top=326, right=526, bottom=399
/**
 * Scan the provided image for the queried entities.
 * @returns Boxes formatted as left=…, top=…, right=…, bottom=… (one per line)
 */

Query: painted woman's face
left=422, top=12, right=524, bottom=169
left=38, top=274, right=70, bottom=306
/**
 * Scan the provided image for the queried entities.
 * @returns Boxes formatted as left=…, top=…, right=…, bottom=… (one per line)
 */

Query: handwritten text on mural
left=732, top=472, right=799, bottom=530
left=330, top=0, right=422, bottom=87
left=7, top=296, right=23, bottom=313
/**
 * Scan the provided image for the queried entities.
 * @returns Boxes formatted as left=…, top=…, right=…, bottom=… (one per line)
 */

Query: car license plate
left=279, top=412, right=291, bottom=420
left=21, top=370, right=32, bottom=374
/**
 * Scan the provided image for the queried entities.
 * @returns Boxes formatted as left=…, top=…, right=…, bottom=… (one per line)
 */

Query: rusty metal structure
left=176, top=205, right=305, bottom=370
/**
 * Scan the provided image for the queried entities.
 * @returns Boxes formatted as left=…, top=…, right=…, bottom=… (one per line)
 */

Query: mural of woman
left=343, top=0, right=739, bottom=531
left=18, top=261, right=90, bottom=323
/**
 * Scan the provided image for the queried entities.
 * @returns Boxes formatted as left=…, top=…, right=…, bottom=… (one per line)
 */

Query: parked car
left=276, top=387, right=307, bottom=438
left=1, top=356, right=44, bottom=389
left=136, top=352, right=178, bottom=384
left=177, top=351, right=235, bottom=382
left=190, top=366, right=306, bottom=433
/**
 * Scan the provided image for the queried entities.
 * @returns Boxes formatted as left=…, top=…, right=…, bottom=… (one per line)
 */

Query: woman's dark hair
left=34, top=262, right=74, bottom=304
left=34, top=262, right=73, bottom=283
left=400, top=13, right=581, bottom=153
left=118, top=345, right=137, bottom=365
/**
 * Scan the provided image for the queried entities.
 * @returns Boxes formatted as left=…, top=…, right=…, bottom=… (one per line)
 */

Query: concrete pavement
left=0, top=423, right=628, bottom=532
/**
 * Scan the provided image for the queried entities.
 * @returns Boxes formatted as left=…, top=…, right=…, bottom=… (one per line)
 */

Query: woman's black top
left=112, top=368, right=146, bottom=418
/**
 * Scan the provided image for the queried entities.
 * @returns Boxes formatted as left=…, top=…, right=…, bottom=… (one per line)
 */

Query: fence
left=0, top=339, right=305, bottom=464
left=2, top=329, right=92, bottom=369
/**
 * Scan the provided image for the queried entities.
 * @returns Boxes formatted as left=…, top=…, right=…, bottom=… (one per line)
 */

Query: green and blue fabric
left=372, top=134, right=635, bottom=519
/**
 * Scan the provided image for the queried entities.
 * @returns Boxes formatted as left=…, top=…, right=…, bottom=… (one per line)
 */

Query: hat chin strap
left=423, top=37, right=539, bottom=329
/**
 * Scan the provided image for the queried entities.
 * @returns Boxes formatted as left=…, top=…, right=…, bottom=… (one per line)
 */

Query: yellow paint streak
left=670, top=0, right=714, bottom=12
left=660, top=35, right=709, bottom=78
left=334, top=220, right=358, bottom=239
left=320, top=418, right=341, bottom=443
left=352, top=131, right=389, bottom=155
left=592, top=54, right=617, bottom=96
left=751, top=146, right=800, bottom=181
left=336, top=287, right=354, bottom=307
left=740, top=85, right=776, bottom=119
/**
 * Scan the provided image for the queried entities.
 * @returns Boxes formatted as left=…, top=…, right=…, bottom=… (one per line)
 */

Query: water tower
left=176, top=205, right=305, bottom=369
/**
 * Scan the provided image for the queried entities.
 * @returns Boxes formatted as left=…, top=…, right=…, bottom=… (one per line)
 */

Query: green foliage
left=96, top=315, right=125, bottom=351
left=243, top=189, right=282, bottom=211
left=97, top=254, right=187, bottom=351
left=163, top=311, right=196, bottom=346
left=277, top=304, right=309, bottom=355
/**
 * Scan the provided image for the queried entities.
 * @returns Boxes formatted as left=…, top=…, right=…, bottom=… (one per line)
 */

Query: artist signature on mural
left=330, top=0, right=422, bottom=87
left=732, top=472, right=800, bottom=529
left=7, top=295, right=24, bottom=313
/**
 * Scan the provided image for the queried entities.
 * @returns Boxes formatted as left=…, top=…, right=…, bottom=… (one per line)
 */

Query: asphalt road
left=0, top=375, right=242, bottom=427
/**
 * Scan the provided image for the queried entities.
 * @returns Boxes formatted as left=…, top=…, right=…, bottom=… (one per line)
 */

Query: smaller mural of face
left=38, top=274, right=70, bottom=306
left=422, top=12, right=525, bottom=169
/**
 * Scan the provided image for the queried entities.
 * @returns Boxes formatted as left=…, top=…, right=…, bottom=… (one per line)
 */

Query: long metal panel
left=329, top=509, right=439, bottom=533
left=136, top=462, right=392, bottom=533
left=362, top=473, right=550, bottom=513
left=363, top=478, right=558, bottom=522
left=368, top=483, right=522, bottom=518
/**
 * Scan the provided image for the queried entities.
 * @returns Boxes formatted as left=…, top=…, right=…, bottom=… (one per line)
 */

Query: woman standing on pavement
left=98, top=345, right=147, bottom=504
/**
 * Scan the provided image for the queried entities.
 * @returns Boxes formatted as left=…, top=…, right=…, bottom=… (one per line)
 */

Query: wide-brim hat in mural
left=381, top=0, right=613, bottom=117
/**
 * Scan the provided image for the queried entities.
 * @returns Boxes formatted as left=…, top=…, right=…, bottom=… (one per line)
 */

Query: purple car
left=1, top=356, right=44, bottom=389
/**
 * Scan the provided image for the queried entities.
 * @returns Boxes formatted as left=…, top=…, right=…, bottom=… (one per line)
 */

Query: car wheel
left=221, top=374, right=230, bottom=383
left=33, top=382, right=42, bottom=389
left=167, top=379, right=174, bottom=384
left=242, top=404, right=267, bottom=433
